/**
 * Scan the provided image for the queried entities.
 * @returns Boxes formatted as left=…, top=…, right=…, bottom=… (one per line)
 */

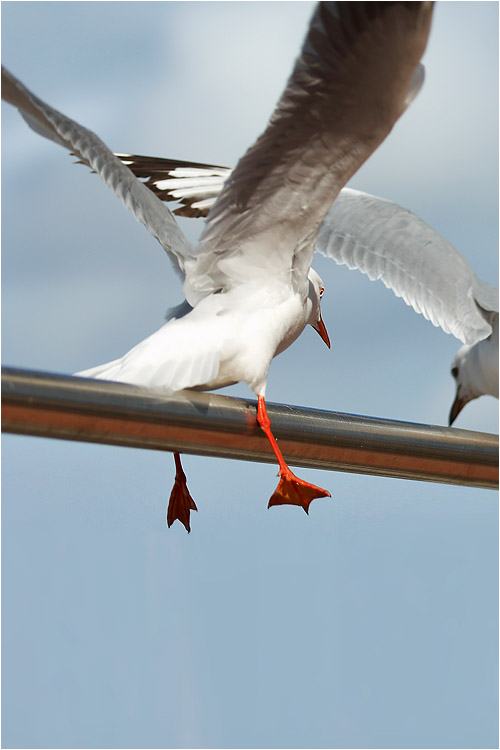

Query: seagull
left=448, top=316, right=498, bottom=425
left=115, top=166, right=498, bottom=426
left=2, top=1, right=433, bottom=531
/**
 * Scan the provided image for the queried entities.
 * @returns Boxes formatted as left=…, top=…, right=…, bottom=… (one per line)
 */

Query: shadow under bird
left=2, top=1, right=433, bottom=532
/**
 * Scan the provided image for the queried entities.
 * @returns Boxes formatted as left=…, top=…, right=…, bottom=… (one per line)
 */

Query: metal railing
left=2, top=366, right=498, bottom=489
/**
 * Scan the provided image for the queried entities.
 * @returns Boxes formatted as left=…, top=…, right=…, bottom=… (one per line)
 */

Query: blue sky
left=2, top=2, right=498, bottom=748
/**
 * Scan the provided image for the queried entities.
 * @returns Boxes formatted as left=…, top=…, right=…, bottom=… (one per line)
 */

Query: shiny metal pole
left=2, top=366, right=498, bottom=489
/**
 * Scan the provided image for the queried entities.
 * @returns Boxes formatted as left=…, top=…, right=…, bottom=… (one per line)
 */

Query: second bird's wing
left=114, top=154, right=231, bottom=218
left=190, top=1, right=433, bottom=300
left=115, top=154, right=499, bottom=346
left=317, top=188, right=498, bottom=345
left=2, top=67, right=192, bottom=279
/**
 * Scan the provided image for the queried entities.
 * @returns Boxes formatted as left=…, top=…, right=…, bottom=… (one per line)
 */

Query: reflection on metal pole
left=2, top=367, right=498, bottom=489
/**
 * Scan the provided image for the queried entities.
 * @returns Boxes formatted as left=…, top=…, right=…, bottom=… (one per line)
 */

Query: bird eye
left=451, top=366, right=459, bottom=379
left=319, top=287, right=325, bottom=298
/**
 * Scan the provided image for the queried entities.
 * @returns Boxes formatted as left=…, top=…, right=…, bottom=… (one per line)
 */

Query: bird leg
left=256, top=395, right=331, bottom=513
left=167, top=452, right=198, bottom=533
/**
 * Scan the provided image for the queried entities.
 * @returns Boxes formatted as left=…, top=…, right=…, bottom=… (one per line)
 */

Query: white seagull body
left=2, top=1, right=433, bottom=530
left=78, top=277, right=323, bottom=396
left=448, top=315, right=498, bottom=424
left=117, top=161, right=498, bottom=425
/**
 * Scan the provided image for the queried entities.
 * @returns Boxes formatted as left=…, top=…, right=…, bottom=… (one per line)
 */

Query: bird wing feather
left=114, top=154, right=231, bottom=217
left=193, top=1, right=433, bottom=298
left=316, top=188, right=496, bottom=345
left=2, top=66, right=192, bottom=279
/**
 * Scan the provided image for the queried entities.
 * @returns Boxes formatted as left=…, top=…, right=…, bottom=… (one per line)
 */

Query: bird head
left=308, top=268, right=330, bottom=349
left=448, top=345, right=478, bottom=425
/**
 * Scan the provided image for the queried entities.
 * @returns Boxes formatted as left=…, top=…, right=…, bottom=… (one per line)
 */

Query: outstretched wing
left=2, top=66, right=192, bottom=278
left=192, top=2, right=433, bottom=299
left=115, top=154, right=231, bottom=218
left=114, top=153, right=499, bottom=345
left=316, top=188, right=498, bottom=345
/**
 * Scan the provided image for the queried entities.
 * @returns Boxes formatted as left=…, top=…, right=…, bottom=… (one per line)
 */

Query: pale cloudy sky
left=2, top=3, right=498, bottom=748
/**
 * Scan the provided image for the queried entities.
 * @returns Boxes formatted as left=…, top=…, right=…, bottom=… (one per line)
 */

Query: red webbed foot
left=256, top=394, right=331, bottom=514
left=268, top=468, right=331, bottom=513
left=167, top=453, right=198, bottom=533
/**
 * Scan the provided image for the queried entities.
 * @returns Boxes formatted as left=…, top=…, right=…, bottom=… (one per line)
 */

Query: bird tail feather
left=76, top=357, right=124, bottom=381
left=75, top=314, right=223, bottom=393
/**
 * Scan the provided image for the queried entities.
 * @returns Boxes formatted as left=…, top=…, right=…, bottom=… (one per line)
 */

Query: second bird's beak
left=312, top=315, right=331, bottom=349
left=448, top=392, right=467, bottom=426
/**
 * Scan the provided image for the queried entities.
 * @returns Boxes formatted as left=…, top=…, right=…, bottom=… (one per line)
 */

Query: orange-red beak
left=312, top=315, right=331, bottom=349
